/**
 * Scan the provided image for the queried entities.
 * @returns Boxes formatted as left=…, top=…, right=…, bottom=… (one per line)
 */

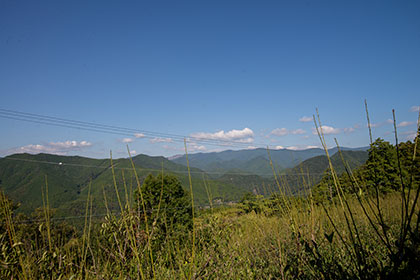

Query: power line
left=0, top=108, right=275, bottom=148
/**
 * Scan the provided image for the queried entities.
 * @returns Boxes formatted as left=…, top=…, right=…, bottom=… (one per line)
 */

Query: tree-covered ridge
left=312, top=137, right=420, bottom=201
left=0, top=153, right=275, bottom=217
left=282, top=150, right=368, bottom=195
left=0, top=148, right=370, bottom=218
left=171, top=146, right=368, bottom=177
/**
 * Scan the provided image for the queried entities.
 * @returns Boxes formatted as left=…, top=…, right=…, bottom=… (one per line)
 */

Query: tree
left=361, top=138, right=399, bottom=193
left=312, top=136, right=420, bottom=201
left=135, top=174, right=192, bottom=241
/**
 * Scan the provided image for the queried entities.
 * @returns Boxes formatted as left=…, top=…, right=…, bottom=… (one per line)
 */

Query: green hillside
left=0, top=153, right=110, bottom=213
left=171, top=147, right=368, bottom=177
left=0, top=153, right=268, bottom=217
left=0, top=150, right=368, bottom=218
left=281, top=150, right=369, bottom=194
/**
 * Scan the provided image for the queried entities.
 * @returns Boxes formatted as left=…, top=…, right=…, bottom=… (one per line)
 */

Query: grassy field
left=1, top=189, right=419, bottom=279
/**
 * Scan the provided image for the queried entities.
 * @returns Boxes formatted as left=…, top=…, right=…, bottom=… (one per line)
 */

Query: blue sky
left=0, top=0, right=419, bottom=158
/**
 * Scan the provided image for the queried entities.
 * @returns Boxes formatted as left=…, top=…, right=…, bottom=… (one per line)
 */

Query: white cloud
left=9, top=140, right=92, bottom=155
left=286, top=145, right=319, bottom=150
left=271, top=128, right=288, bottom=136
left=369, top=123, right=382, bottom=128
left=150, top=137, right=173, bottom=143
left=369, top=119, right=394, bottom=128
left=344, top=127, right=356, bottom=133
left=122, top=138, right=134, bottom=143
left=271, top=128, right=306, bottom=137
left=246, top=146, right=257, bottom=150
left=299, top=116, right=312, bottom=122
left=312, top=125, right=340, bottom=135
left=49, top=140, right=92, bottom=149
left=274, top=145, right=284, bottom=150
left=131, top=150, right=137, bottom=155
left=185, top=141, right=208, bottom=152
left=398, top=121, right=414, bottom=128
left=306, top=145, right=320, bottom=149
left=410, top=106, right=420, bottom=112
left=190, top=128, right=254, bottom=143
left=164, top=143, right=207, bottom=153
left=400, top=130, right=418, bottom=140
left=190, top=144, right=207, bottom=152
left=406, top=134, right=417, bottom=141
left=14, top=144, right=61, bottom=154
left=134, top=133, right=145, bottom=138
left=400, top=130, right=418, bottom=141
left=292, top=129, right=306, bottom=135
left=401, top=130, right=416, bottom=135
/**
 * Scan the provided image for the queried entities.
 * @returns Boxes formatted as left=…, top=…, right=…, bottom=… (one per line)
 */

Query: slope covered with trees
left=312, top=138, right=420, bottom=201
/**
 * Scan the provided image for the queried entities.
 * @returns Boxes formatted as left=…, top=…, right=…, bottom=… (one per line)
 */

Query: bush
left=136, top=173, right=193, bottom=242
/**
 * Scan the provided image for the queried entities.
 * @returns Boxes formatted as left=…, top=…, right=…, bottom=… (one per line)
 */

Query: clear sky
left=1, top=0, right=419, bottom=158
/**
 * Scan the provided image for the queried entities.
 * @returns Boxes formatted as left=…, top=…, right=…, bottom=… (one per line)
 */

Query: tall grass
left=306, top=104, right=420, bottom=279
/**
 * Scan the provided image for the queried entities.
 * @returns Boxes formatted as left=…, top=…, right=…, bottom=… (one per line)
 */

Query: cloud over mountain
left=134, top=133, right=145, bottom=138
left=312, top=125, right=340, bottom=135
left=7, top=140, right=92, bottom=155
left=190, top=128, right=254, bottom=143
left=286, top=145, right=320, bottom=150
left=271, top=128, right=306, bottom=136
left=150, top=137, right=173, bottom=143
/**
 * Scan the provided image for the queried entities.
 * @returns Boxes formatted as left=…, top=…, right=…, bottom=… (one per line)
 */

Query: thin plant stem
left=126, top=146, right=154, bottom=280
left=184, top=138, right=195, bottom=280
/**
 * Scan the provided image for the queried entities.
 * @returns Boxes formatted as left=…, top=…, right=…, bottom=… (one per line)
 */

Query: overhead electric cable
left=0, top=108, right=274, bottom=148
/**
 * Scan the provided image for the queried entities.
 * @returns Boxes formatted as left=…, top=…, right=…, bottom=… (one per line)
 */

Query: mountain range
left=0, top=146, right=369, bottom=218
left=171, top=146, right=368, bottom=177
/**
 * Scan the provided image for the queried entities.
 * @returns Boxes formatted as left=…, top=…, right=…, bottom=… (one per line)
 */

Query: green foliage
left=239, top=192, right=265, bottom=214
left=137, top=173, right=192, bottom=241
left=363, top=138, right=400, bottom=193
left=1, top=191, right=78, bottom=279
left=313, top=138, right=420, bottom=201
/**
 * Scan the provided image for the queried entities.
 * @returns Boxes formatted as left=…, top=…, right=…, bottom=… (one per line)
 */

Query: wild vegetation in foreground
left=1, top=110, right=420, bottom=279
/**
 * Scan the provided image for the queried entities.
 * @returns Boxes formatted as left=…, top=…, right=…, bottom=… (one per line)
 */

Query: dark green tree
left=135, top=174, right=192, bottom=241
left=362, top=138, right=399, bottom=193
left=312, top=136, right=420, bottom=201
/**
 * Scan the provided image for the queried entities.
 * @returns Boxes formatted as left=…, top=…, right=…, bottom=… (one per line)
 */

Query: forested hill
left=171, top=146, right=368, bottom=177
left=281, top=150, right=369, bottom=194
left=0, top=153, right=273, bottom=216
left=0, top=149, right=368, bottom=216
